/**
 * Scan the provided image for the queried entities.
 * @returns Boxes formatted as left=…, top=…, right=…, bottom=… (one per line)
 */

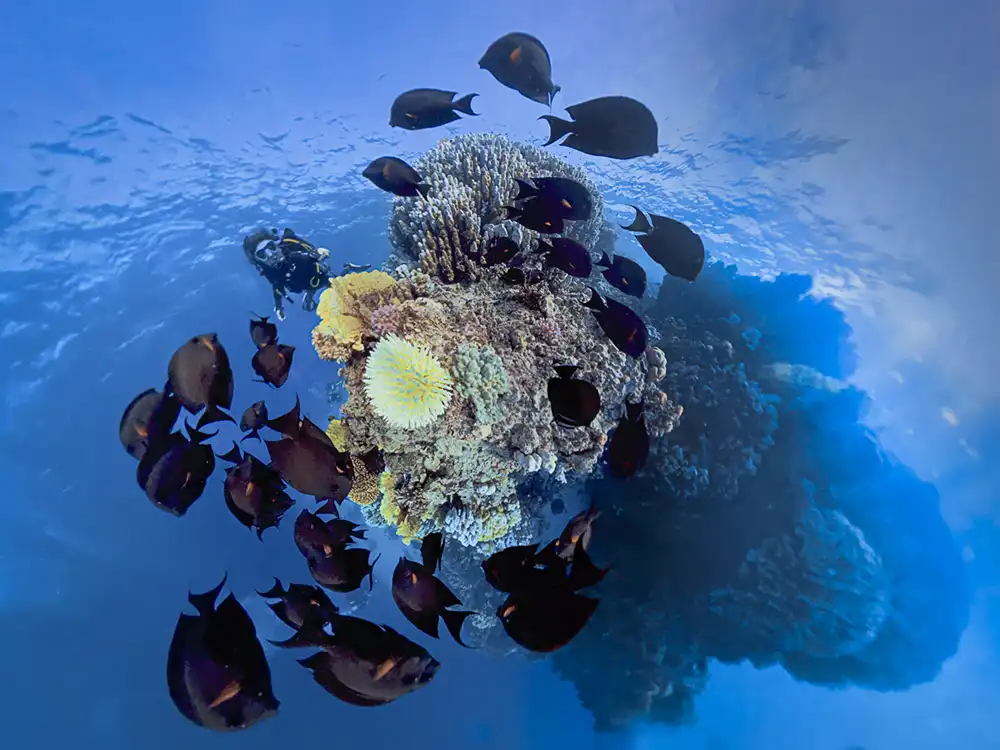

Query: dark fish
left=536, top=237, right=593, bottom=278
left=482, top=543, right=542, bottom=593
left=606, top=400, right=649, bottom=479
left=293, top=510, right=377, bottom=593
left=363, top=156, right=430, bottom=199
left=269, top=616, right=439, bottom=706
left=119, top=388, right=182, bottom=461
left=478, top=32, right=560, bottom=106
left=167, top=333, right=235, bottom=427
left=635, top=217, right=705, bottom=282
left=220, top=446, right=294, bottom=539
left=539, top=96, right=658, bottom=160
left=621, top=206, right=705, bottom=282
left=581, top=287, right=648, bottom=358
left=251, top=344, right=295, bottom=388
left=391, top=534, right=473, bottom=645
left=294, top=509, right=367, bottom=553
left=239, top=401, right=268, bottom=443
left=356, top=446, right=386, bottom=477
left=596, top=251, right=646, bottom=297
left=503, top=201, right=564, bottom=234
left=542, top=500, right=602, bottom=562
left=249, top=315, right=278, bottom=349
left=547, top=364, right=601, bottom=428
left=482, top=236, right=521, bottom=267
left=264, top=400, right=354, bottom=509
left=500, top=267, right=526, bottom=285
left=513, top=177, right=592, bottom=221
left=497, top=585, right=598, bottom=653
left=257, top=578, right=340, bottom=632
left=139, top=423, right=217, bottom=517
left=167, top=575, right=279, bottom=730
left=389, top=88, right=479, bottom=130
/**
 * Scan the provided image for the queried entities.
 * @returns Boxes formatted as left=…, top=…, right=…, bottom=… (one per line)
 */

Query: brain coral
left=362, top=334, right=454, bottom=430
left=388, top=133, right=608, bottom=283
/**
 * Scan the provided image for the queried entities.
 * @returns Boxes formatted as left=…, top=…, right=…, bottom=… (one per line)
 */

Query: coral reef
left=387, top=133, right=608, bottom=283
left=551, top=263, right=970, bottom=731
left=323, top=266, right=671, bottom=552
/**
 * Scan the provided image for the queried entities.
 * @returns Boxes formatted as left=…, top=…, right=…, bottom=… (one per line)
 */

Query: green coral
left=451, top=343, right=510, bottom=426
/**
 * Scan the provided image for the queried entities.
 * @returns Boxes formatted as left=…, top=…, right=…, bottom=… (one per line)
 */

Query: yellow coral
left=325, top=418, right=349, bottom=451
left=313, top=270, right=399, bottom=360
left=363, top=334, right=453, bottom=430
left=477, top=505, right=520, bottom=543
left=378, top=471, right=419, bottom=544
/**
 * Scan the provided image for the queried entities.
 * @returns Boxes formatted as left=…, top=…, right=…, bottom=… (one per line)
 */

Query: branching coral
left=388, top=133, right=606, bottom=283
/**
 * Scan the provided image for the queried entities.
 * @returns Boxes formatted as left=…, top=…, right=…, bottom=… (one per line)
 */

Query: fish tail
left=538, top=115, right=574, bottom=147
left=441, top=608, right=476, bottom=648
left=415, top=183, right=431, bottom=201
left=256, top=577, right=286, bottom=599
left=597, top=251, right=612, bottom=268
left=513, top=178, right=537, bottom=201
left=217, top=441, right=243, bottom=464
left=314, top=497, right=341, bottom=517
left=269, top=620, right=328, bottom=649
left=188, top=574, right=228, bottom=616
left=581, top=287, right=606, bottom=312
left=239, top=428, right=261, bottom=443
left=620, top=205, right=652, bottom=233
left=367, top=554, right=381, bottom=592
left=197, top=404, right=235, bottom=429
left=502, top=205, right=521, bottom=221
left=453, top=92, right=479, bottom=116
left=548, top=84, right=561, bottom=109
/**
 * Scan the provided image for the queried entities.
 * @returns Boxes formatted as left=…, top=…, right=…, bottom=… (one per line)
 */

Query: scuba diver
left=243, top=228, right=371, bottom=320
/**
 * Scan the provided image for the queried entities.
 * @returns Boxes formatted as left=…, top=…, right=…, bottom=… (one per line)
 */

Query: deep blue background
left=0, top=1, right=997, bottom=748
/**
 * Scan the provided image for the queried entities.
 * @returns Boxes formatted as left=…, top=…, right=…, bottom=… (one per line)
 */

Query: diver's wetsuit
left=243, top=228, right=371, bottom=320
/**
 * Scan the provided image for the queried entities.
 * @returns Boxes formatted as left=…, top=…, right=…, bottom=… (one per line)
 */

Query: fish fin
left=188, top=574, right=227, bottom=616
left=420, top=532, right=444, bottom=571
left=549, top=84, right=562, bottom=107
left=269, top=619, right=329, bottom=649
left=415, top=183, right=431, bottom=200
left=513, top=178, right=537, bottom=201
left=453, top=92, right=479, bottom=116
left=626, top=400, right=644, bottom=421
left=553, top=364, right=579, bottom=380
left=597, top=251, right=612, bottom=268
left=185, top=422, right=217, bottom=444
left=367, top=554, right=381, bottom=591
left=441, top=608, right=475, bottom=648
left=581, top=287, right=606, bottom=312
left=196, top=404, right=235, bottom=430
left=568, top=544, right=609, bottom=591
left=538, top=115, right=574, bottom=147
left=256, top=577, right=286, bottom=599
left=265, top=396, right=301, bottom=436
left=314, top=497, right=341, bottom=517
left=502, top=205, right=521, bottom=220
left=217, top=441, right=243, bottom=464
left=239, top=428, right=261, bottom=443
left=620, top=205, right=652, bottom=233
left=267, top=601, right=297, bottom=629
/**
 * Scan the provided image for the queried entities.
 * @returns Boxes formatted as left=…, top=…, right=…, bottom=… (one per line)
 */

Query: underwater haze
left=1, top=1, right=998, bottom=749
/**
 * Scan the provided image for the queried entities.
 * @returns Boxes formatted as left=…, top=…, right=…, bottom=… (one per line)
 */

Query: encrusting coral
left=387, top=133, right=607, bottom=283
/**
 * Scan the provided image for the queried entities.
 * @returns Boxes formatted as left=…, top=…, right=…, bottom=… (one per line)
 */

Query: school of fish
left=116, top=30, right=706, bottom=732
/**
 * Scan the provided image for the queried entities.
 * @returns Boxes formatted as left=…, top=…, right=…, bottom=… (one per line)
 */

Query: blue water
left=1, top=1, right=997, bottom=749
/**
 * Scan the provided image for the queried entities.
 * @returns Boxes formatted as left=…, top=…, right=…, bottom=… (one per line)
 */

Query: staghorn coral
left=450, top=342, right=511, bottom=426
left=362, top=334, right=454, bottom=430
left=388, top=133, right=606, bottom=283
